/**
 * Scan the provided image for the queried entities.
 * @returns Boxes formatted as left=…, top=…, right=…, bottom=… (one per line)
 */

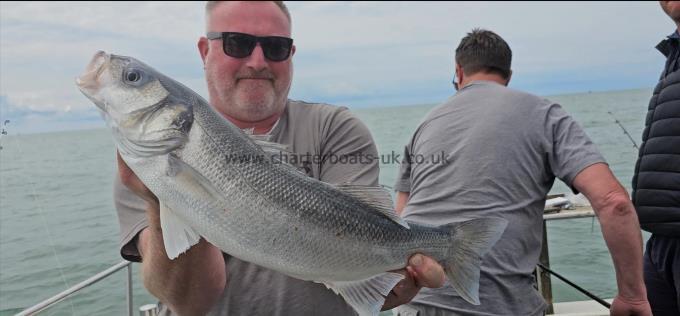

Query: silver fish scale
left=84, top=54, right=505, bottom=309
left=152, top=98, right=457, bottom=280
left=109, top=72, right=455, bottom=280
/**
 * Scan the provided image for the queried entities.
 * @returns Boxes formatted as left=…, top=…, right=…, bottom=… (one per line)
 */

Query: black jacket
left=632, top=35, right=680, bottom=237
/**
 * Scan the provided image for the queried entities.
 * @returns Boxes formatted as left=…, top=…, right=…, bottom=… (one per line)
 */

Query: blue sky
left=0, top=1, right=672, bottom=134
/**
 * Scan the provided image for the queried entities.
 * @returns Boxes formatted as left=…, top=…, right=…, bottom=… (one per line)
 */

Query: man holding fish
left=108, top=1, right=451, bottom=315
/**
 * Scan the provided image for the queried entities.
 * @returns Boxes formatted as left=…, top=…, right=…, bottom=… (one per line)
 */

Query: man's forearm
left=139, top=201, right=226, bottom=315
left=595, top=194, right=647, bottom=301
left=572, top=163, right=647, bottom=302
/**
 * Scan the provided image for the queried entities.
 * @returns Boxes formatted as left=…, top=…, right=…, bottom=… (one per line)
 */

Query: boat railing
left=15, top=261, right=144, bottom=316
left=16, top=203, right=598, bottom=315
left=539, top=204, right=600, bottom=314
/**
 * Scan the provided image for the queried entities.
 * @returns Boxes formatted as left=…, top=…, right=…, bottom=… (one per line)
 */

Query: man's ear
left=198, top=37, right=210, bottom=66
left=455, top=64, right=464, bottom=87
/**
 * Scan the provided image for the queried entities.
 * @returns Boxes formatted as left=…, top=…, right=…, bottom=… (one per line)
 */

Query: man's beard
left=231, top=83, right=278, bottom=121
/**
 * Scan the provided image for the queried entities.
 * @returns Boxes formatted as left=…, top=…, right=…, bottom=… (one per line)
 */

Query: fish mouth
left=76, top=51, right=109, bottom=92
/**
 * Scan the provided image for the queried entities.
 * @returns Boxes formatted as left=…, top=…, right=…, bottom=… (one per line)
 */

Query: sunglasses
left=206, top=32, right=293, bottom=62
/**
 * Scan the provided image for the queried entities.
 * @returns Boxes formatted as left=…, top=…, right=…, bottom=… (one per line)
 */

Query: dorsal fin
left=335, top=184, right=410, bottom=229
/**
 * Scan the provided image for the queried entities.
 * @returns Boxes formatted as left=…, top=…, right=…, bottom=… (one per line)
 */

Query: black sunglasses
left=206, top=32, right=293, bottom=62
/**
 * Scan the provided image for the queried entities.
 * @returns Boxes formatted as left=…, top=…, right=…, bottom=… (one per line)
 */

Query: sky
left=0, top=1, right=672, bottom=134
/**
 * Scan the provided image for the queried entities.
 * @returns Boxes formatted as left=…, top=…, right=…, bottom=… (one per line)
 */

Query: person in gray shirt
left=114, top=1, right=446, bottom=315
left=393, top=29, right=651, bottom=316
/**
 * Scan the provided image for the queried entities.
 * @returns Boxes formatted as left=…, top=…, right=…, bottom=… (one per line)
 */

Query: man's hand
left=609, top=295, right=651, bottom=316
left=118, top=151, right=227, bottom=315
left=382, top=254, right=445, bottom=310
left=117, top=151, right=157, bottom=205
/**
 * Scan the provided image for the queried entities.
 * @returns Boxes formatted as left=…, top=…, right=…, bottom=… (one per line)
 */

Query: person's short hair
left=455, top=28, right=512, bottom=79
left=205, top=1, right=291, bottom=25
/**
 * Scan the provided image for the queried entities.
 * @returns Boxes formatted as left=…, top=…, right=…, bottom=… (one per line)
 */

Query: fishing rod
left=537, top=263, right=611, bottom=309
left=607, top=111, right=639, bottom=150
left=5, top=123, right=77, bottom=314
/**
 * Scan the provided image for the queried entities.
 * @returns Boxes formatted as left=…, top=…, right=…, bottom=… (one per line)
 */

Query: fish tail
left=441, top=217, right=507, bottom=305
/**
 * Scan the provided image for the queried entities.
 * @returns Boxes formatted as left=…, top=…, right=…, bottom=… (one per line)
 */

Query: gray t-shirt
left=115, top=100, right=379, bottom=316
left=394, top=81, right=605, bottom=316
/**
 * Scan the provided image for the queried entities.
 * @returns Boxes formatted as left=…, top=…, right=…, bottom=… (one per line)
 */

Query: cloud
left=0, top=1, right=205, bottom=110
left=288, top=1, right=668, bottom=100
left=0, top=1, right=672, bottom=133
left=1, top=1, right=203, bottom=43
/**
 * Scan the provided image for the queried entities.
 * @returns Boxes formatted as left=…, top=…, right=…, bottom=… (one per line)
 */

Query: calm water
left=0, top=88, right=652, bottom=314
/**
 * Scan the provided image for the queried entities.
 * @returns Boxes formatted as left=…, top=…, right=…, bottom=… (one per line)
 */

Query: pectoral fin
left=167, top=154, right=224, bottom=203
left=159, top=201, right=201, bottom=260
left=159, top=154, right=222, bottom=259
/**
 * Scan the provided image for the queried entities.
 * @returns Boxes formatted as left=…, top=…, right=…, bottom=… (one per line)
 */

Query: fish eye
left=124, top=69, right=143, bottom=84
left=127, top=71, right=139, bottom=82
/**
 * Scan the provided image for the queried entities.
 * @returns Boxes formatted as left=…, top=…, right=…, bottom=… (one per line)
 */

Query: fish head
left=77, top=51, right=193, bottom=157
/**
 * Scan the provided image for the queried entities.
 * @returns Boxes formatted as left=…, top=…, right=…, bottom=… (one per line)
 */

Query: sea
left=0, top=88, right=653, bottom=315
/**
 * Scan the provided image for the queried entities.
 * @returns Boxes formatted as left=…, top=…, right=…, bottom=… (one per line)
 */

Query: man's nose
left=245, top=43, right=269, bottom=71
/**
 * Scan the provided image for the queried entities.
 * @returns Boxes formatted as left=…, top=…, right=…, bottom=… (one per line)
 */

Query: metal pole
left=538, top=220, right=554, bottom=314
left=17, top=261, right=132, bottom=316
left=127, top=263, right=134, bottom=316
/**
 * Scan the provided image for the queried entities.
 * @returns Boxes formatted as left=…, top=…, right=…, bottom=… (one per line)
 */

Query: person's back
left=395, top=29, right=650, bottom=316
left=398, top=81, right=602, bottom=315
